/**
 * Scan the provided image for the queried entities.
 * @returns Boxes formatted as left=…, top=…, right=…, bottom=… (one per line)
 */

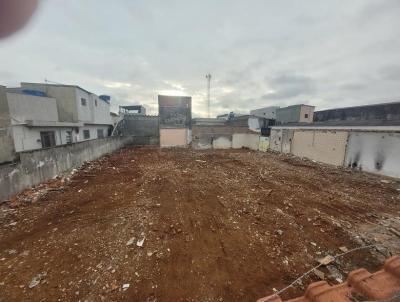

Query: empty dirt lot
left=1, top=148, right=400, bottom=302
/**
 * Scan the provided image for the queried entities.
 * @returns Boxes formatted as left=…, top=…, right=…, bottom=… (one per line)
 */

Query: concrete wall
left=232, top=133, right=260, bottom=150
left=7, top=93, right=58, bottom=124
left=259, top=137, right=270, bottom=152
left=192, top=125, right=252, bottom=149
left=21, top=83, right=78, bottom=123
left=0, top=136, right=134, bottom=201
left=250, top=106, right=279, bottom=119
left=20, top=83, right=112, bottom=126
left=213, top=137, right=232, bottom=149
left=115, top=115, right=160, bottom=146
left=0, top=86, right=16, bottom=163
left=299, top=106, right=315, bottom=123
left=291, top=130, right=348, bottom=166
left=277, top=105, right=314, bottom=124
left=160, top=128, right=188, bottom=147
left=345, top=132, right=400, bottom=178
left=276, top=106, right=301, bottom=124
left=269, top=129, right=283, bottom=152
left=282, top=129, right=294, bottom=153
left=269, top=129, right=293, bottom=153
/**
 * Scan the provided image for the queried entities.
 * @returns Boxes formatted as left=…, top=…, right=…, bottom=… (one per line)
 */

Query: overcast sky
left=0, top=0, right=399, bottom=116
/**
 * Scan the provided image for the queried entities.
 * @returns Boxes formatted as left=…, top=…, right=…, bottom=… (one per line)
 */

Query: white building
left=0, top=83, right=113, bottom=163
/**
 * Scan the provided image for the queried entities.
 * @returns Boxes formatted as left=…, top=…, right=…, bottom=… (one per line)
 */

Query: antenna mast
left=206, top=74, right=212, bottom=118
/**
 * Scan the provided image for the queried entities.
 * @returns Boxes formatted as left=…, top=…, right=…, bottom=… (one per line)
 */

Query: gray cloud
left=0, top=0, right=399, bottom=115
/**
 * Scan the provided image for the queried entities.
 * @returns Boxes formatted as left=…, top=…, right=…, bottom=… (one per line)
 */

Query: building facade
left=0, top=83, right=113, bottom=164
left=158, top=95, right=192, bottom=147
left=276, top=104, right=315, bottom=124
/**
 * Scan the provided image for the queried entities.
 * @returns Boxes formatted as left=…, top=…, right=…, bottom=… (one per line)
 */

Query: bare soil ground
left=1, top=147, right=400, bottom=302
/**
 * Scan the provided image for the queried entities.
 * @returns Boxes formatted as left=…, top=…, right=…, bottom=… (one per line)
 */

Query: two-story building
left=0, top=83, right=113, bottom=164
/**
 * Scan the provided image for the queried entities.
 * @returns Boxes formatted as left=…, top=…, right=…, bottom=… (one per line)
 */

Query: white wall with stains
left=345, top=132, right=400, bottom=178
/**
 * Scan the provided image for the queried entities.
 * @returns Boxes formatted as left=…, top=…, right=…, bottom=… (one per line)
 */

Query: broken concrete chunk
left=314, top=268, right=325, bottom=280
left=317, top=255, right=335, bottom=266
left=137, top=237, right=145, bottom=247
left=28, top=272, right=47, bottom=289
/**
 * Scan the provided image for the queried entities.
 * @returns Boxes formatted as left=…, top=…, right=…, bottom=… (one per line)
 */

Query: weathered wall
left=281, top=129, right=294, bottom=153
left=0, top=86, right=16, bottom=163
left=116, top=115, right=160, bottom=146
left=6, top=92, right=58, bottom=123
left=269, top=129, right=283, bottom=152
left=160, top=128, right=188, bottom=147
left=291, top=130, right=348, bottom=166
left=345, top=132, right=400, bottom=178
left=21, top=83, right=78, bottom=123
left=213, top=137, right=232, bottom=149
left=250, top=106, right=279, bottom=119
left=158, top=95, right=192, bottom=129
left=299, top=106, right=315, bottom=123
left=0, top=136, right=134, bottom=201
left=276, top=106, right=300, bottom=124
left=232, top=133, right=260, bottom=150
left=259, top=137, right=270, bottom=152
left=192, top=125, right=251, bottom=149
left=269, top=129, right=293, bottom=153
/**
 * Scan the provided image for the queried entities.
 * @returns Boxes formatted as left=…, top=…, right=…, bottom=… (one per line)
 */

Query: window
left=66, top=131, right=72, bottom=144
left=97, top=129, right=104, bottom=139
left=81, top=98, right=87, bottom=106
left=95, top=99, right=98, bottom=106
left=83, top=130, right=90, bottom=139
left=304, top=113, right=309, bottom=118
left=40, top=131, right=56, bottom=148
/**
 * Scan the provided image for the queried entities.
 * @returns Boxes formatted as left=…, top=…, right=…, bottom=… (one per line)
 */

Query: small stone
left=339, top=246, right=348, bottom=253
left=126, top=237, right=135, bottom=246
left=275, top=230, right=283, bottom=236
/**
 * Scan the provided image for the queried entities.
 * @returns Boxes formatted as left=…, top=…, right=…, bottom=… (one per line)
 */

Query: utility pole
left=206, top=74, right=212, bottom=118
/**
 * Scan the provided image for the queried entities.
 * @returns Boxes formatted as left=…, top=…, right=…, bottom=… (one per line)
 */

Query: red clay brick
left=257, top=256, right=400, bottom=302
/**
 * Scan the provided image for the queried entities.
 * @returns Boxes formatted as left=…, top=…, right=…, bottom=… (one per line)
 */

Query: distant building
left=119, top=105, right=146, bottom=115
left=0, top=83, right=113, bottom=163
left=250, top=106, right=279, bottom=119
left=276, top=104, right=315, bottom=124
left=217, top=112, right=245, bottom=120
left=158, top=95, right=192, bottom=147
left=313, top=102, right=400, bottom=126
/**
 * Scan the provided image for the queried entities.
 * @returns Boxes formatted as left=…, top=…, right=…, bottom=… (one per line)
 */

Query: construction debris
left=1, top=148, right=399, bottom=302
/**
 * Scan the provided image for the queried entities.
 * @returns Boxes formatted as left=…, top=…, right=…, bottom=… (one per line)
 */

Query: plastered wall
left=160, top=128, right=188, bottom=147
left=345, top=132, right=400, bottom=178
left=0, top=136, right=134, bottom=201
left=232, top=133, right=260, bottom=150
left=291, top=130, right=348, bottom=166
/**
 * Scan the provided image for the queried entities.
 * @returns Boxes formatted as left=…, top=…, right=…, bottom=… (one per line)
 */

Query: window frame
left=83, top=129, right=90, bottom=139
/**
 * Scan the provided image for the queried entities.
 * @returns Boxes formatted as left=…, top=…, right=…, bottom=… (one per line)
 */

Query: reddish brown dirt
left=0, top=147, right=399, bottom=302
